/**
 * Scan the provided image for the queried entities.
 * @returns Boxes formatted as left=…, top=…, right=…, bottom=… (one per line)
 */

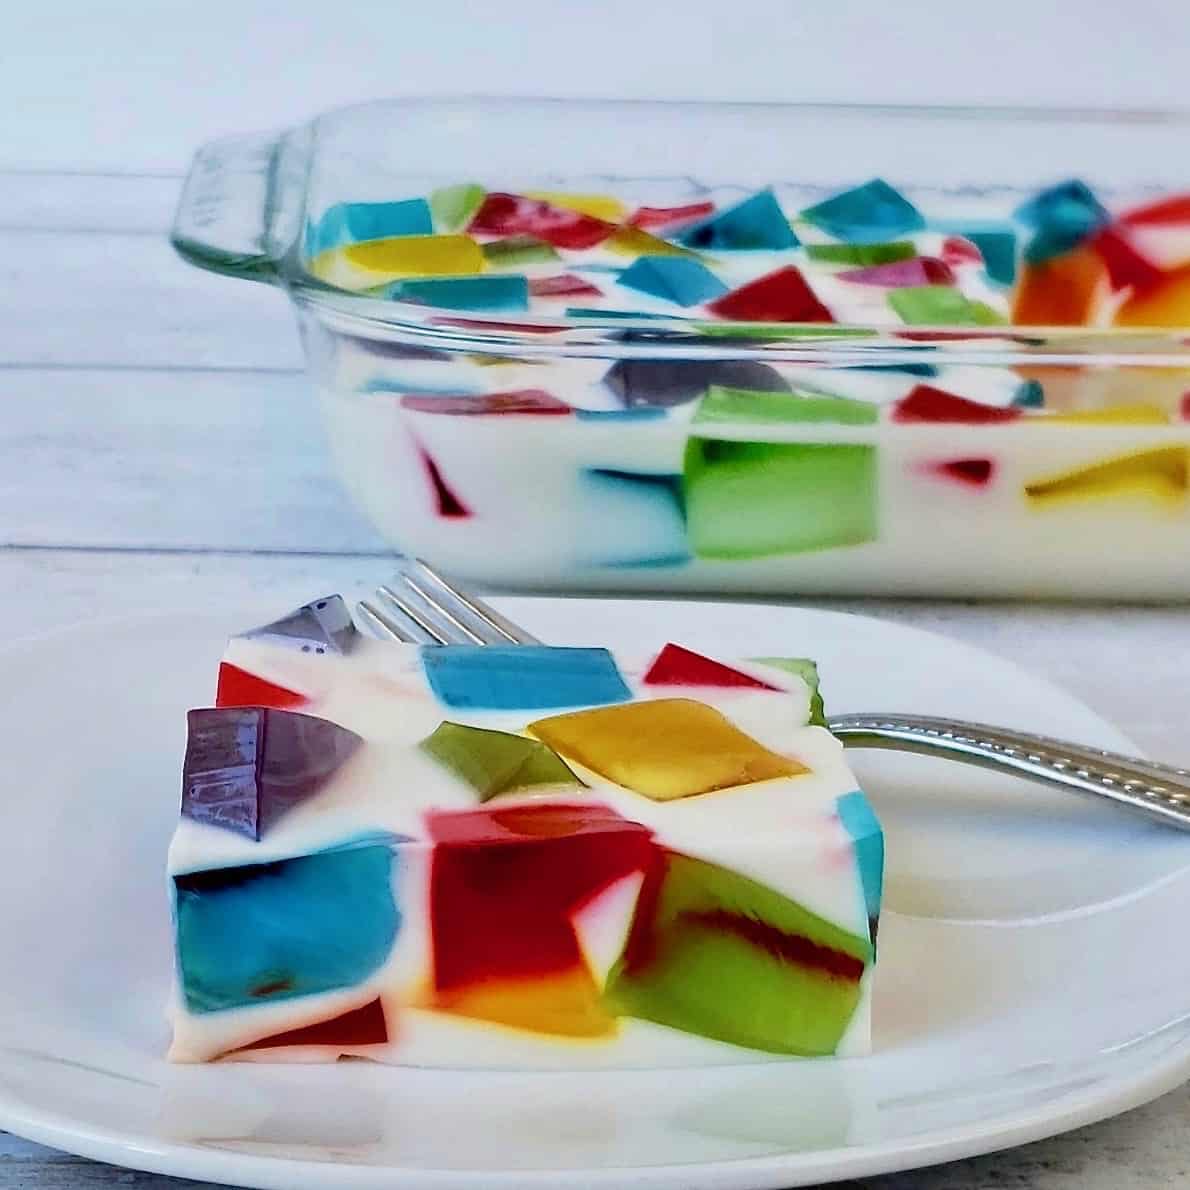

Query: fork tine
left=356, top=598, right=440, bottom=645
left=375, top=584, right=456, bottom=645
left=404, top=559, right=541, bottom=645
left=387, top=574, right=488, bottom=645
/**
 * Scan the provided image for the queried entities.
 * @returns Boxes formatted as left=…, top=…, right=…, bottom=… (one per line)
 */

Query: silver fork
left=358, top=561, right=1190, bottom=833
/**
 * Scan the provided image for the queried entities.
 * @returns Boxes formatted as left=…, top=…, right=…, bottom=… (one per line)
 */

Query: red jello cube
left=469, top=193, right=615, bottom=250
left=707, top=267, right=834, bottom=323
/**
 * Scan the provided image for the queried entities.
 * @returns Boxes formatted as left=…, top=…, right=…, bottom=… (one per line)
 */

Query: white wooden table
left=1, top=165, right=1187, bottom=1189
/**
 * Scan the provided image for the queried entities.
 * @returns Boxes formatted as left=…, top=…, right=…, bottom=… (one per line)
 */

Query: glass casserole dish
left=173, top=98, right=1190, bottom=598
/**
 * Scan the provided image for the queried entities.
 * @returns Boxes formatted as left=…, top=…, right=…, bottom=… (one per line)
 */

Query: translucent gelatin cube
left=241, top=594, right=358, bottom=656
left=801, top=179, right=924, bottom=243
left=1011, top=245, right=1106, bottom=326
left=1092, top=226, right=1165, bottom=292
left=173, top=841, right=398, bottom=1013
left=215, top=663, right=308, bottom=711
left=523, top=191, right=626, bottom=221
left=182, top=707, right=363, bottom=840
left=676, top=189, right=798, bottom=251
left=528, top=698, right=807, bottom=801
left=892, top=384, right=1021, bottom=424
left=603, top=226, right=697, bottom=259
left=480, top=236, right=560, bottom=266
left=389, top=274, right=529, bottom=312
left=400, top=389, right=572, bottom=416
left=603, top=359, right=790, bottom=408
left=707, top=267, right=833, bottom=323
left=1113, top=266, right=1190, bottom=328
left=1012, top=380, right=1046, bottom=408
left=420, top=721, right=583, bottom=802
left=233, top=999, right=389, bottom=1054
left=888, top=285, right=1004, bottom=326
left=750, top=658, right=827, bottom=726
left=834, top=792, right=884, bottom=943
left=605, top=851, right=872, bottom=1055
left=421, top=646, right=631, bottom=711
left=933, top=221, right=1017, bottom=285
left=919, top=458, right=997, bottom=487
left=310, top=199, right=433, bottom=254
left=578, top=470, right=690, bottom=568
left=426, top=803, right=654, bottom=1035
left=804, top=241, right=915, bottom=266
left=416, top=445, right=471, bottom=518
left=528, top=273, right=603, bottom=298
left=469, top=193, right=614, bottom=250
left=310, top=235, right=486, bottom=289
left=1025, top=447, right=1189, bottom=508
left=684, top=439, right=877, bottom=558
left=617, top=256, right=729, bottom=306
left=429, top=183, right=486, bottom=233
left=1016, top=179, right=1110, bottom=263
left=642, top=643, right=779, bottom=690
left=1120, top=193, right=1190, bottom=227
left=694, top=385, right=878, bottom=427
left=629, top=202, right=716, bottom=232
left=838, top=257, right=955, bottom=287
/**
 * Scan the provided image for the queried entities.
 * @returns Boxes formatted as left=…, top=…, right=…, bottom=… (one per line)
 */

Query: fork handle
left=828, top=714, right=1190, bottom=832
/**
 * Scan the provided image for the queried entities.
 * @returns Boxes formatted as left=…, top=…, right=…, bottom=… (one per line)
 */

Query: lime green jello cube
left=684, top=438, right=877, bottom=558
left=694, top=385, right=878, bottom=427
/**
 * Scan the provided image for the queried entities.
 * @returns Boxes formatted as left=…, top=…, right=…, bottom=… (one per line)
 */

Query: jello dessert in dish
left=167, top=596, right=883, bottom=1068
left=305, top=177, right=1190, bottom=330
left=301, top=178, right=1190, bottom=598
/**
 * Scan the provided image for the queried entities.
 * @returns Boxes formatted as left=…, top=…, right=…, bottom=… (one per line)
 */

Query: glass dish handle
left=170, top=132, right=282, bottom=283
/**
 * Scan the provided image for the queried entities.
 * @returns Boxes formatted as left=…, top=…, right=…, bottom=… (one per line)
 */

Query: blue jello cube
left=1014, top=180, right=1110, bottom=264
left=577, top=469, right=690, bottom=568
left=934, top=220, right=1018, bottom=285
left=389, top=274, right=530, bottom=312
left=617, top=256, right=729, bottom=307
left=309, top=199, right=434, bottom=254
left=835, top=791, right=884, bottom=943
left=173, top=840, right=399, bottom=1013
left=801, top=180, right=925, bottom=243
left=677, top=190, right=798, bottom=251
left=421, top=646, right=631, bottom=711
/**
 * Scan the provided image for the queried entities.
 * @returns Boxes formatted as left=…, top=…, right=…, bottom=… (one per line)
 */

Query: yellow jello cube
left=604, top=226, right=698, bottom=259
left=524, top=191, right=626, bottom=222
left=310, top=235, right=486, bottom=290
left=528, top=698, right=807, bottom=801
left=1025, top=447, right=1189, bottom=508
left=1040, top=404, right=1169, bottom=425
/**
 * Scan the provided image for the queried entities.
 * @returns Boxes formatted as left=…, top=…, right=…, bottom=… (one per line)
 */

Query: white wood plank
left=0, top=171, right=178, bottom=234
left=0, top=230, right=299, bottom=369
left=0, top=369, right=385, bottom=553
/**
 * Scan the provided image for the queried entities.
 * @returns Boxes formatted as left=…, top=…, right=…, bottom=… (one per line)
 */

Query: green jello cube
left=481, top=235, right=560, bottom=266
left=420, top=721, right=583, bottom=802
left=888, top=285, right=1006, bottom=326
left=605, top=852, right=871, bottom=1056
left=804, top=241, right=916, bottom=267
left=694, top=385, right=878, bottom=427
left=430, top=183, right=486, bottom=233
left=751, top=657, right=828, bottom=726
left=684, top=438, right=877, bottom=558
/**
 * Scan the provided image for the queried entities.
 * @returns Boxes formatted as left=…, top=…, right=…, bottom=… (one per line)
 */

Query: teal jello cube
left=677, top=189, right=798, bottom=251
left=311, top=199, right=433, bottom=254
left=684, top=438, right=877, bottom=558
left=801, top=180, right=924, bottom=244
left=617, top=256, right=729, bottom=307
left=389, top=275, right=530, bottom=312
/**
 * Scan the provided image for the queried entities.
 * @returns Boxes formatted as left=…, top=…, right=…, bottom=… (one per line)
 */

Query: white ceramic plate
left=0, top=597, right=1187, bottom=1190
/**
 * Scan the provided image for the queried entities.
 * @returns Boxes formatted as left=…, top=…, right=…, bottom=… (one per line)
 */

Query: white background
left=5, top=0, right=1190, bottom=172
